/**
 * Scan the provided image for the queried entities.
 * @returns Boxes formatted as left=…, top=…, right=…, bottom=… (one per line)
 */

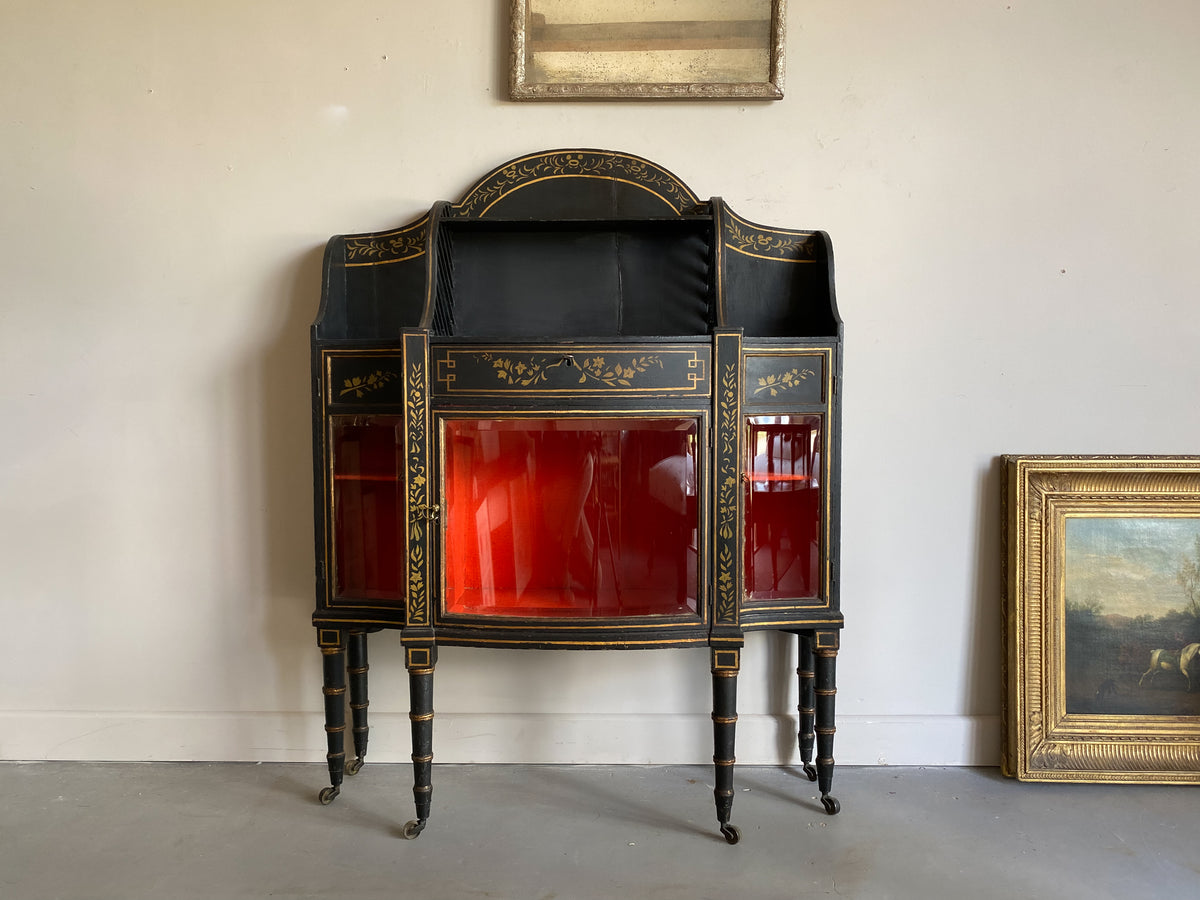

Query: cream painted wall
left=2, top=1, right=1198, bottom=765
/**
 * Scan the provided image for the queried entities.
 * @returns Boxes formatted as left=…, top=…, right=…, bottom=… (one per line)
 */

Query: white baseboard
left=0, top=712, right=1000, bottom=766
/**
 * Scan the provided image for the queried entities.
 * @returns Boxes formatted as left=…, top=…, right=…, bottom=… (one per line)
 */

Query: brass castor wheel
left=401, top=819, right=427, bottom=840
left=346, top=758, right=363, bottom=776
left=821, top=794, right=841, bottom=815
left=802, top=764, right=818, bottom=782
left=719, top=823, right=741, bottom=845
left=318, top=786, right=340, bottom=806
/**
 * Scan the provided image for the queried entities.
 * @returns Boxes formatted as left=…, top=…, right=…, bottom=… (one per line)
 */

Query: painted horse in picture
left=1139, top=642, right=1200, bottom=691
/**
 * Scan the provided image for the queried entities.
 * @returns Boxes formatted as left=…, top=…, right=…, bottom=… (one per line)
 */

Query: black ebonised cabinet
left=311, top=150, right=843, bottom=842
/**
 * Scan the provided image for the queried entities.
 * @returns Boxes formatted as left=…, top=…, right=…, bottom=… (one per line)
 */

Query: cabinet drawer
left=743, top=350, right=828, bottom=406
left=324, top=352, right=406, bottom=406
left=432, top=344, right=711, bottom=397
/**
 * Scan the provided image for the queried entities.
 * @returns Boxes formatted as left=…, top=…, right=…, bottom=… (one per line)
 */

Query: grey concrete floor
left=1, top=762, right=1196, bottom=899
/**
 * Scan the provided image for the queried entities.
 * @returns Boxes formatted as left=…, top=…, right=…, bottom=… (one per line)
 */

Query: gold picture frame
left=1003, top=455, right=1200, bottom=783
left=509, top=0, right=786, bottom=100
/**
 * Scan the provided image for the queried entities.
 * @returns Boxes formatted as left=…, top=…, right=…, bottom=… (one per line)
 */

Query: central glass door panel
left=443, top=417, right=700, bottom=618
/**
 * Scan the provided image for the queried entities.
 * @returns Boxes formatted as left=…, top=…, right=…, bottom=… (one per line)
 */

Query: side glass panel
left=443, top=417, right=699, bottom=618
left=330, top=416, right=406, bottom=603
left=744, top=415, right=823, bottom=601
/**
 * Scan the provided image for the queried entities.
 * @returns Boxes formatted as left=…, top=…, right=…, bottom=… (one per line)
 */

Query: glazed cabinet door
left=739, top=345, right=840, bottom=626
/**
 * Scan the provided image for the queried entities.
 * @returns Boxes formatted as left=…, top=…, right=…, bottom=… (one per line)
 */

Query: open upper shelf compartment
left=314, top=149, right=840, bottom=342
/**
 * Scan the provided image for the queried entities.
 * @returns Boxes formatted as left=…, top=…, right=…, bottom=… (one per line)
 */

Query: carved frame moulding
left=1003, top=455, right=1200, bottom=783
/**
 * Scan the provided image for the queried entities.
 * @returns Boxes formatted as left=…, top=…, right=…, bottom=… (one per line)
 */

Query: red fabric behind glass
left=332, top=417, right=407, bottom=602
left=444, top=418, right=699, bottom=618
left=744, top=416, right=823, bottom=600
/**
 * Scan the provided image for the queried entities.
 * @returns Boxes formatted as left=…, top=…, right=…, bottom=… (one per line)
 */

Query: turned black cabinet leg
left=711, top=649, right=741, bottom=844
left=402, top=647, right=436, bottom=839
left=316, top=629, right=347, bottom=805
left=814, top=634, right=841, bottom=815
left=797, top=632, right=817, bottom=782
left=346, top=629, right=369, bottom=776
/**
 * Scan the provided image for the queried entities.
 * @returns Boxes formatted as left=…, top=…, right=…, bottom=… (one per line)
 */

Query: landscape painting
left=511, top=0, right=784, bottom=99
left=1064, top=516, right=1200, bottom=716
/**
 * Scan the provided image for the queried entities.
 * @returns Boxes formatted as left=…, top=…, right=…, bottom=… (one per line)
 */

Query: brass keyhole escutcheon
left=412, top=504, right=441, bottom=522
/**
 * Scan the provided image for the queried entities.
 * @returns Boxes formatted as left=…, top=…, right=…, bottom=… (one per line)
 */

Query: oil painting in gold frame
left=1003, top=456, right=1200, bottom=783
left=510, top=0, right=786, bottom=100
